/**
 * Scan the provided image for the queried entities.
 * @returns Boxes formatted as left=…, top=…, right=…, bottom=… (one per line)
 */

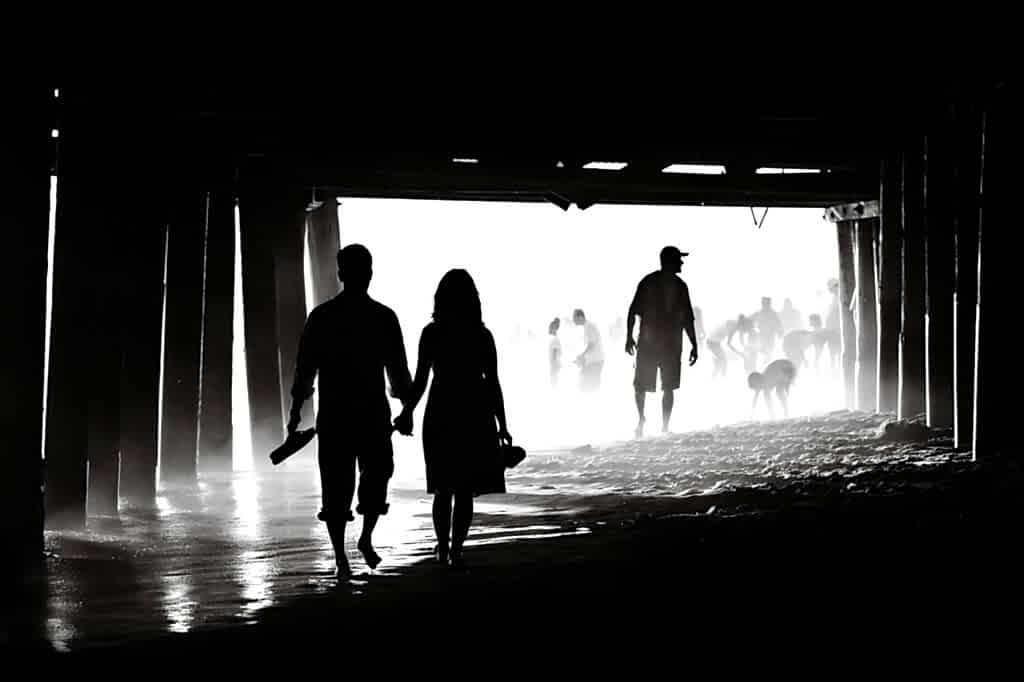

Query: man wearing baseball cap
left=625, top=246, right=699, bottom=438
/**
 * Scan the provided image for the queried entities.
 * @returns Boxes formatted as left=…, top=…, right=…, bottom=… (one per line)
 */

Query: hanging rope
left=749, top=206, right=769, bottom=229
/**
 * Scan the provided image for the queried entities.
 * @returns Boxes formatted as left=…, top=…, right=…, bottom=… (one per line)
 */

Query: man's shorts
left=634, top=341, right=682, bottom=393
left=316, top=425, right=395, bottom=519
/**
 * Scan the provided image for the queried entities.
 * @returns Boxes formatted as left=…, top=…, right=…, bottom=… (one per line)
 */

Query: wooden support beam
left=82, top=186, right=134, bottom=516
left=878, top=158, right=902, bottom=414
left=305, top=164, right=877, bottom=208
left=45, top=124, right=128, bottom=522
left=1, top=89, right=50, bottom=566
left=974, top=91, right=1016, bottom=459
left=160, top=190, right=207, bottom=484
left=307, top=198, right=341, bottom=308
left=925, top=118, right=956, bottom=429
left=274, top=203, right=310, bottom=429
left=198, top=187, right=235, bottom=473
left=954, top=105, right=983, bottom=450
left=45, top=136, right=91, bottom=529
left=836, top=221, right=857, bottom=409
left=900, top=139, right=928, bottom=420
left=119, top=217, right=165, bottom=505
left=856, top=218, right=879, bottom=411
left=239, top=184, right=285, bottom=465
left=302, top=198, right=340, bottom=463
left=85, top=240, right=124, bottom=516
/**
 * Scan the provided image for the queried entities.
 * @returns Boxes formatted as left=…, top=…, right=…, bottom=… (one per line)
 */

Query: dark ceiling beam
left=298, top=164, right=876, bottom=208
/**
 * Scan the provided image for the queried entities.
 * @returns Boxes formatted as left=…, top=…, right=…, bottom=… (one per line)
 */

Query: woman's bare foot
left=434, top=544, right=449, bottom=565
left=357, top=538, right=381, bottom=569
left=336, top=554, right=352, bottom=579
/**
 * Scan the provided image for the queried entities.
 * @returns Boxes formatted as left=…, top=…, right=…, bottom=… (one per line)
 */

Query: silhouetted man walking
left=288, top=244, right=412, bottom=577
left=625, top=246, right=698, bottom=438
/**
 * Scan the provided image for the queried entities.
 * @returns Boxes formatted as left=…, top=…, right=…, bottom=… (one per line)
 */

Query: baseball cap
left=660, top=246, right=690, bottom=262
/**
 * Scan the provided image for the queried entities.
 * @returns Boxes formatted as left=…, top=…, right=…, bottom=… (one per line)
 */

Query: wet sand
left=5, top=411, right=1023, bottom=663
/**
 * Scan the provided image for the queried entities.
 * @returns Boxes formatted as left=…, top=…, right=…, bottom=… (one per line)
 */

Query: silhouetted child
left=573, top=309, right=605, bottom=393
left=706, top=314, right=753, bottom=379
left=823, top=278, right=841, bottom=372
left=782, top=314, right=825, bottom=369
left=548, top=317, right=562, bottom=387
left=748, top=358, right=797, bottom=419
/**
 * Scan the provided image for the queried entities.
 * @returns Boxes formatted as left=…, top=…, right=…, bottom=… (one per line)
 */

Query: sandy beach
left=5, top=410, right=1022, bottom=664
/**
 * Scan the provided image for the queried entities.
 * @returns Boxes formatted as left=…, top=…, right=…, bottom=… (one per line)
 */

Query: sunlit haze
left=280, top=200, right=845, bottom=485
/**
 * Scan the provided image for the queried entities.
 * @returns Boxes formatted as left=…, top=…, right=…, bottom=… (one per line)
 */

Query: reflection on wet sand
left=25, top=410, right=968, bottom=652
left=161, top=572, right=195, bottom=633
left=33, top=468, right=569, bottom=650
left=45, top=572, right=78, bottom=652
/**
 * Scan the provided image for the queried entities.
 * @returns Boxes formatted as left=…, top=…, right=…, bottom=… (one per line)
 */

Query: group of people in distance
left=546, top=309, right=606, bottom=393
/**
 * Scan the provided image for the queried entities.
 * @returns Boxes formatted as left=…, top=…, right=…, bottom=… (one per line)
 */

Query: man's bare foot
left=336, top=555, right=352, bottom=579
left=357, top=538, right=381, bottom=569
left=634, top=419, right=645, bottom=440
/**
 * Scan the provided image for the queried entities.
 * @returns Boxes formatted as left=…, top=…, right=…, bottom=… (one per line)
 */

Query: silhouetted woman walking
left=395, top=269, right=512, bottom=569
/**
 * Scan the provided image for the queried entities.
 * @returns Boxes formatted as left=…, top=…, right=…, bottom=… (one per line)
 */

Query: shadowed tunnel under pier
left=6, top=77, right=1020, bottom=660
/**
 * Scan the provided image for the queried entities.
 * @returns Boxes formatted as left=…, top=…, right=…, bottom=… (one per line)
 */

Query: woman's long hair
left=432, top=269, right=483, bottom=328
